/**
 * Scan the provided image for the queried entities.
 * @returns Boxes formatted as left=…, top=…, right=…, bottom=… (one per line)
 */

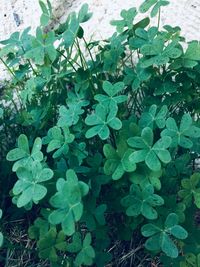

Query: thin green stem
left=0, top=58, right=21, bottom=84
left=56, top=49, right=77, bottom=71
left=158, top=7, right=161, bottom=30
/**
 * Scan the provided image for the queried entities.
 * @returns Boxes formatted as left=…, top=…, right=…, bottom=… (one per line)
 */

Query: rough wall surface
left=0, top=0, right=200, bottom=78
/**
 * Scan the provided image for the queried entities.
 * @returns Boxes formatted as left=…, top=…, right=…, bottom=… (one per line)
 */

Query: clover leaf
left=110, top=7, right=137, bottom=33
left=103, top=141, right=136, bottom=180
left=128, top=127, right=171, bottom=171
left=161, top=114, right=200, bottom=148
left=82, top=197, right=107, bottom=230
left=103, top=33, right=125, bottom=72
left=43, top=126, right=74, bottom=158
left=141, top=213, right=188, bottom=258
left=78, top=4, right=93, bottom=23
left=49, top=169, right=89, bottom=236
left=62, top=13, right=79, bottom=48
left=58, top=91, right=89, bottom=127
left=139, top=104, right=168, bottom=129
left=140, top=38, right=182, bottom=68
left=75, top=233, right=95, bottom=266
left=7, top=134, right=43, bottom=172
left=129, top=26, right=158, bottom=50
left=180, top=253, right=200, bottom=267
left=94, top=81, right=127, bottom=109
left=123, top=65, right=151, bottom=91
left=13, top=162, right=53, bottom=208
left=39, top=0, right=52, bottom=27
left=85, top=104, right=122, bottom=140
left=139, top=0, right=169, bottom=17
left=66, top=232, right=82, bottom=253
left=129, top=164, right=162, bottom=190
left=24, top=28, right=57, bottom=64
left=121, top=184, right=164, bottom=219
left=178, top=173, right=200, bottom=208
left=38, top=228, right=67, bottom=262
left=170, top=42, right=200, bottom=69
left=28, top=217, right=49, bottom=240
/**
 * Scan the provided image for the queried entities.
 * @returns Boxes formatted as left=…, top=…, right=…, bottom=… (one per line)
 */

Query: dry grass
left=0, top=219, right=49, bottom=267
left=0, top=219, right=160, bottom=267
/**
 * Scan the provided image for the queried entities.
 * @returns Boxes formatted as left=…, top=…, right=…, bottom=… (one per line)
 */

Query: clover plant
left=1, top=0, right=200, bottom=266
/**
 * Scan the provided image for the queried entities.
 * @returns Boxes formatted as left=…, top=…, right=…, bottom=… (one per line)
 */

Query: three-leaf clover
left=24, top=28, right=57, bottom=64
left=129, top=164, right=162, bottom=190
left=123, top=65, right=151, bottom=91
left=180, top=253, right=200, bottom=267
left=140, top=38, right=182, bottom=68
left=110, top=7, right=137, bottom=33
left=170, top=42, right=200, bottom=69
left=94, top=81, right=127, bottom=109
left=82, top=198, right=107, bottom=230
left=178, top=173, right=200, bottom=208
left=38, top=228, right=67, bottom=262
left=43, top=126, right=74, bottom=158
left=49, top=169, right=89, bottom=236
left=6, top=134, right=43, bottom=171
left=121, top=184, right=164, bottom=219
left=128, top=127, right=171, bottom=171
left=103, top=141, right=136, bottom=180
left=161, top=114, right=200, bottom=148
left=139, top=104, right=168, bottom=129
left=75, top=233, right=95, bottom=266
left=13, top=162, right=53, bottom=208
left=139, top=0, right=169, bottom=17
left=58, top=91, right=89, bottom=127
left=28, top=217, right=49, bottom=240
left=141, top=213, right=188, bottom=258
left=85, top=104, right=122, bottom=140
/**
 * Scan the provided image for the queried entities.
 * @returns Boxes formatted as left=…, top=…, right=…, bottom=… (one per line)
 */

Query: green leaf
left=139, top=105, right=168, bottom=129
left=38, top=228, right=67, bottom=262
left=178, top=173, right=200, bottom=208
left=39, top=0, right=52, bottom=26
left=67, top=232, right=82, bottom=253
left=49, top=169, right=89, bottom=236
left=78, top=4, right=92, bottom=23
left=141, top=213, right=188, bottom=258
left=7, top=135, right=43, bottom=172
left=161, top=114, right=200, bottom=148
left=111, top=8, right=137, bottom=32
left=139, top=0, right=169, bottom=17
left=139, top=0, right=157, bottom=13
left=28, top=218, right=49, bottom=240
left=184, top=42, right=200, bottom=61
left=43, top=126, right=74, bottom=158
left=58, top=92, right=89, bottom=127
left=62, top=13, right=80, bottom=48
left=75, top=233, right=95, bottom=266
left=151, top=1, right=170, bottom=17
left=121, top=184, right=164, bottom=219
left=128, top=127, right=171, bottom=171
left=94, top=81, right=127, bottom=108
left=13, top=162, right=53, bottom=207
left=103, top=142, right=136, bottom=180
left=85, top=104, right=122, bottom=140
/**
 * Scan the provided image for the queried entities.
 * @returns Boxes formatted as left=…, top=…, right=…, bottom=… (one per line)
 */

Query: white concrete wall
left=0, top=0, right=200, bottom=79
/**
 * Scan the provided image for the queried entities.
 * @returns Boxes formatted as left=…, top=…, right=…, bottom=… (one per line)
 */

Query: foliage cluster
left=1, top=0, right=200, bottom=266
